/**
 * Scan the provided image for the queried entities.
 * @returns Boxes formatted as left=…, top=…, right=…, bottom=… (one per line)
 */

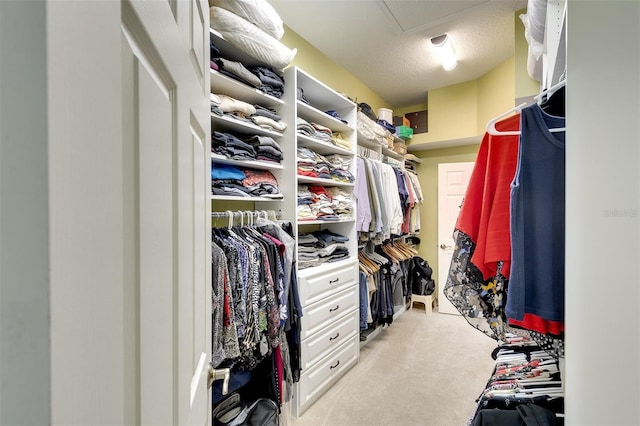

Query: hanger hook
left=226, top=210, right=233, bottom=228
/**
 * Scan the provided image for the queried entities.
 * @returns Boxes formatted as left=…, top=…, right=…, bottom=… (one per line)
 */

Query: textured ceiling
left=269, top=0, right=527, bottom=108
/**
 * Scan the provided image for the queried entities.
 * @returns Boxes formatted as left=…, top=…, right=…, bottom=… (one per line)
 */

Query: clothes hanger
left=358, top=253, right=376, bottom=274
left=534, top=78, right=565, bottom=104
left=486, top=102, right=527, bottom=136
left=395, top=240, right=418, bottom=256
left=358, top=252, right=376, bottom=274
left=540, top=85, right=565, bottom=117
left=536, top=78, right=566, bottom=117
left=241, top=210, right=262, bottom=241
left=214, top=210, right=234, bottom=239
left=486, top=96, right=565, bottom=136
left=358, top=251, right=380, bottom=272
left=226, top=211, right=243, bottom=239
left=391, top=240, right=414, bottom=259
left=364, top=241, right=389, bottom=265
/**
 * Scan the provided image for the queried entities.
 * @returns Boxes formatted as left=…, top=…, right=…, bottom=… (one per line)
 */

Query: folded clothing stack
left=296, top=117, right=315, bottom=138
left=310, top=122, right=332, bottom=142
left=295, top=117, right=333, bottom=143
left=212, top=132, right=283, bottom=164
left=210, top=38, right=286, bottom=99
left=213, top=93, right=287, bottom=133
left=212, top=131, right=256, bottom=161
left=211, top=164, right=282, bottom=198
left=250, top=66, right=285, bottom=99
left=297, top=185, right=353, bottom=221
left=298, top=230, right=350, bottom=269
left=215, top=57, right=262, bottom=88
left=243, top=135, right=283, bottom=164
left=296, top=147, right=354, bottom=183
left=330, top=132, right=352, bottom=150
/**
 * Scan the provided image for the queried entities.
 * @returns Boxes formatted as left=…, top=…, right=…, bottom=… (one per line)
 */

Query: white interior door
left=122, top=1, right=211, bottom=425
left=437, top=162, right=474, bottom=315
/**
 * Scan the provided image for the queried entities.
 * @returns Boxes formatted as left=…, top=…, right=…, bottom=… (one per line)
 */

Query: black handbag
left=410, top=256, right=435, bottom=295
left=214, top=395, right=279, bottom=426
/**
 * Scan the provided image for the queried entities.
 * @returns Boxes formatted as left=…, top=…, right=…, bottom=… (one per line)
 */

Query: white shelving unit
left=210, top=30, right=287, bottom=206
left=281, top=66, right=360, bottom=417
left=211, top=153, right=284, bottom=171
left=210, top=36, right=361, bottom=416
left=297, top=176, right=354, bottom=187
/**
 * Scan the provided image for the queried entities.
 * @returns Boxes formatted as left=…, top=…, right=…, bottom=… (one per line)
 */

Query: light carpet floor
left=282, top=307, right=497, bottom=426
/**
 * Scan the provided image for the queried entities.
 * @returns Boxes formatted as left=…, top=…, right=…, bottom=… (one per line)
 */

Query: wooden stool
left=410, top=294, right=433, bottom=314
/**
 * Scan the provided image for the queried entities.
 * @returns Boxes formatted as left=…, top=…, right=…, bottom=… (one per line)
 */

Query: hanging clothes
left=444, top=113, right=526, bottom=342
left=355, top=157, right=422, bottom=242
left=506, top=104, right=566, bottom=336
left=358, top=240, right=418, bottom=332
left=354, top=157, right=372, bottom=233
left=405, top=170, right=423, bottom=233
left=444, top=103, right=566, bottom=360
left=211, top=219, right=302, bottom=390
left=470, top=336, right=564, bottom=425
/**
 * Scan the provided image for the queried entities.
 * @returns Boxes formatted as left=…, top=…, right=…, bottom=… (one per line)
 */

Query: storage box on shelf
left=281, top=66, right=360, bottom=417
left=393, top=115, right=410, bottom=127
left=396, top=125, right=413, bottom=140
left=405, top=110, right=427, bottom=134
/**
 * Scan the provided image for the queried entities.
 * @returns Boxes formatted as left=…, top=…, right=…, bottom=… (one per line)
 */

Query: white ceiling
left=269, top=0, right=527, bottom=108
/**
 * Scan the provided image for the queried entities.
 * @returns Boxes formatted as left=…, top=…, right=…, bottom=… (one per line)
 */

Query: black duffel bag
left=410, top=256, right=435, bottom=295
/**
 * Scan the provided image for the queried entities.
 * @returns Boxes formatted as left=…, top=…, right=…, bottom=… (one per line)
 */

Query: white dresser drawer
left=298, top=260, right=358, bottom=307
left=295, top=335, right=360, bottom=416
left=300, top=309, right=359, bottom=371
left=300, top=285, right=358, bottom=341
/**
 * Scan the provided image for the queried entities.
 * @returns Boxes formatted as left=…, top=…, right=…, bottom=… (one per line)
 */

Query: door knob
left=208, top=365, right=230, bottom=395
left=440, top=243, right=452, bottom=250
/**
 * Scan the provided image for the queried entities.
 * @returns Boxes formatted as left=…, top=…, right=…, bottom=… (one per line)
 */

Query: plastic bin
left=396, top=125, right=413, bottom=139
left=377, top=108, right=393, bottom=123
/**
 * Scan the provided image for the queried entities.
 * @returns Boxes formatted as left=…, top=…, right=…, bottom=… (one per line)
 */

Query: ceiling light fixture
left=431, top=34, right=457, bottom=71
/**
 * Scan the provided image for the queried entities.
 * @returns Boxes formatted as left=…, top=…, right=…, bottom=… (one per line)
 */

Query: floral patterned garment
left=444, top=229, right=524, bottom=340
left=444, top=229, right=564, bottom=359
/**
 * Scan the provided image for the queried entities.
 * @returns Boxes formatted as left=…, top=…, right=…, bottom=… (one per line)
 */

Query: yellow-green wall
left=400, top=56, right=515, bottom=146
left=411, top=145, right=479, bottom=298
left=416, top=80, right=480, bottom=143
left=477, top=56, right=515, bottom=134
left=281, top=26, right=390, bottom=112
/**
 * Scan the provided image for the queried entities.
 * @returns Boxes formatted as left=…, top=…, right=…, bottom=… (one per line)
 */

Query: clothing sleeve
left=354, top=157, right=372, bottom=233
left=381, top=164, right=404, bottom=236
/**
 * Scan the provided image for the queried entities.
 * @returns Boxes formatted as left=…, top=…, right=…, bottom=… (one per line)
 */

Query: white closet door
left=122, top=1, right=211, bottom=424
left=45, top=0, right=210, bottom=424
left=437, top=162, right=474, bottom=315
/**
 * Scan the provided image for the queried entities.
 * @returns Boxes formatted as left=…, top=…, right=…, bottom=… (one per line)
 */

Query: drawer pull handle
left=330, top=360, right=340, bottom=370
left=329, top=305, right=340, bottom=312
left=329, top=332, right=340, bottom=341
left=329, top=278, right=339, bottom=284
